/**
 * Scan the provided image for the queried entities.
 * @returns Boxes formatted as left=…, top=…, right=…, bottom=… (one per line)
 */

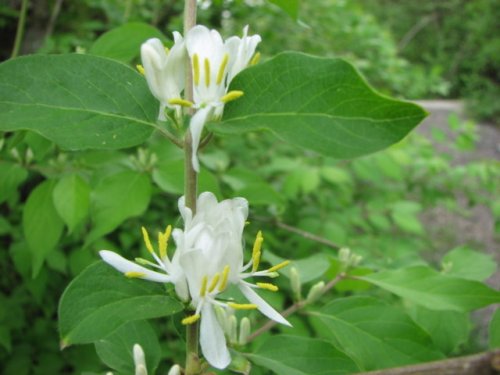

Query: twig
left=247, top=273, right=346, bottom=342
left=11, top=0, right=29, bottom=58
left=398, top=14, right=435, bottom=52
left=254, top=216, right=341, bottom=250
left=198, top=132, right=213, bottom=150
left=357, top=349, right=500, bottom=375
left=44, top=0, right=63, bottom=42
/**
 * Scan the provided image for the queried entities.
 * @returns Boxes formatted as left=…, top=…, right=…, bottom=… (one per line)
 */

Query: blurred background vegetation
left=0, top=0, right=498, bottom=374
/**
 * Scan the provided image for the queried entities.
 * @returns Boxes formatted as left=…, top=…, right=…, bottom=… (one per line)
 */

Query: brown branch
left=247, top=273, right=346, bottom=342
left=357, top=349, right=500, bottom=375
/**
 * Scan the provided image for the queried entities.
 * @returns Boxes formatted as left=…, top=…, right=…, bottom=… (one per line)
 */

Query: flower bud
left=168, top=364, right=181, bottom=375
left=306, top=281, right=325, bottom=304
left=238, top=317, right=251, bottom=346
left=228, top=315, right=238, bottom=344
left=290, top=267, right=301, bottom=300
left=338, top=247, right=351, bottom=263
left=133, top=344, right=147, bottom=375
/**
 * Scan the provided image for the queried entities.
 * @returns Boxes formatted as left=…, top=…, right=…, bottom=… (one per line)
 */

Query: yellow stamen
left=227, top=303, right=258, bottom=310
left=221, top=90, right=244, bottom=104
left=136, top=64, right=145, bottom=75
left=181, top=314, right=201, bottom=325
left=268, top=260, right=291, bottom=272
left=250, top=52, right=261, bottom=66
left=208, top=273, right=220, bottom=293
left=219, top=265, right=230, bottom=291
left=168, top=98, right=194, bottom=107
left=200, top=276, right=208, bottom=297
left=252, top=231, right=264, bottom=272
left=204, top=58, right=211, bottom=87
left=164, top=224, right=172, bottom=239
left=141, top=227, right=155, bottom=254
left=192, top=54, right=200, bottom=85
left=257, top=282, right=279, bottom=292
left=216, top=53, right=229, bottom=85
left=159, top=224, right=172, bottom=259
left=125, top=271, right=146, bottom=278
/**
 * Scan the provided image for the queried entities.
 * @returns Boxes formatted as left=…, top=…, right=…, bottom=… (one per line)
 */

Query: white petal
left=99, top=250, right=171, bottom=283
left=239, top=284, right=291, bottom=326
left=200, top=304, right=231, bottom=369
left=189, top=106, right=214, bottom=172
left=133, top=344, right=146, bottom=368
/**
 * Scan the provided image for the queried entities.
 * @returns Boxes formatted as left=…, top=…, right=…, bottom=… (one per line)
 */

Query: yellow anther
left=216, top=53, right=229, bottom=85
left=125, top=271, right=146, bottom=278
left=200, top=276, right=208, bottom=297
left=221, top=90, right=244, bottom=104
left=141, top=227, right=155, bottom=254
left=208, top=273, right=220, bottom=293
left=168, top=98, right=194, bottom=107
left=250, top=52, right=261, bottom=66
left=192, top=54, right=200, bottom=85
left=257, top=282, right=279, bottom=292
left=181, top=314, right=201, bottom=325
left=136, top=64, right=145, bottom=75
left=164, top=224, right=172, bottom=239
left=159, top=224, right=172, bottom=259
left=252, top=231, right=264, bottom=272
left=219, top=265, right=230, bottom=291
left=227, top=303, right=258, bottom=310
left=204, top=58, right=211, bottom=87
left=268, top=260, right=291, bottom=272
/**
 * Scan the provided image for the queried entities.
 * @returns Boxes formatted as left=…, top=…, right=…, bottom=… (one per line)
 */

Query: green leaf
left=87, top=171, right=151, bottom=244
left=311, top=296, right=444, bottom=371
left=216, top=53, right=426, bottom=160
left=0, top=162, right=28, bottom=204
left=442, top=246, right=497, bottom=281
left=246, top=335, right=359, bottom=375
left=360, top=266, right=500, bottom=312
left=89, top=22, right=167, bottom=63
left=264, top=252, right=330, bottom=283
left=53, top=174, right=90, bottom=233
left=22, top=180, right=64, bottom=277
left=490, top=308, right=500, bottom=348
left=269, top=0, right=300, bottom=20
left=58, top=261, right=183, bottom=346
left=95, top=320, right=161, bottom=375
left=0, top=55, right=156, bottom=150
left=410, top=306, right=470, bottom=354
left=390, top=201, right=423, bottom=235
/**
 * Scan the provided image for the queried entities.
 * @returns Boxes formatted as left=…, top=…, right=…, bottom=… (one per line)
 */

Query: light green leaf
left=490, top=309, right=500, bottom=348
left=87, top=171, right=151, bottom=244
left=53, top=174, right=90, bottom=233
left=0, top=55, right=156, bottom=150
left=442, top=246, right=497, bottom=281
left=0, top=162, right=28, bottom=204
left=89, top=22, right=167, bottom=63
left=246, top=335, right=359, bottom=375
left=95, top=320, right=161, bottom=375
left=22, top=180, right=64, bottom=277
left=265, top=252, right=330, bottom=283
left=360, top=266, right=500, bottom=312
left=269, top=0, right=300, bottom=19
left=216, top=53, right=426, bottom=160
left=391, top=201, right=423, bottom=235
left=311, top=296, right=444, bottom=371
left=410, top=306, right=470, bottom=354
left=58, top=261, right=183, bottom=346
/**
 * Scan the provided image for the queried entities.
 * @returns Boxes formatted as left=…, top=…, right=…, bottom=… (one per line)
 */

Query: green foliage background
left=0, top=0, right=499, bottom=374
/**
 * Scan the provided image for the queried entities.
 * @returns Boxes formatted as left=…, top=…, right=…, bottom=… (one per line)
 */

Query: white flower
left=133, top=344, right=147, bottom=375
left=176, top=192, right=290, bottom=369
left=185, top=25, right=261, bottom=172
left=140, top=34, right=186, bottom=120
left=99, top=225, right=189, bottom=301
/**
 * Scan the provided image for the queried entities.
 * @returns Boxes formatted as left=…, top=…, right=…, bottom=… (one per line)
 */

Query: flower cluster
left=100, top=192, right=290, bottom=369
left=139, top=26, right=261, bottom=172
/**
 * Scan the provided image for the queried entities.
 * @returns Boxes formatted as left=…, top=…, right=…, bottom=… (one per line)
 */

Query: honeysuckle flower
left=133, top=344, right=147, bottom=375
left=99, top=224, right=189, bottom=301
left=184, top=25, right=261, bottom=172
left=140, top=34, right=186, bottom=121
left=176, top=192, right=290, bottom=369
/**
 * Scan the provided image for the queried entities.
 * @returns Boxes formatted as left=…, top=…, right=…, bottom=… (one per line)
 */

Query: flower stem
left=183, top=1, right=199, bottom=374
left=11, top=0, right=29, bottom=58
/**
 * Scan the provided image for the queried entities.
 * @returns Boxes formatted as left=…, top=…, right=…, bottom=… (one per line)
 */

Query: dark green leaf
left=95, top=320, right=161, bottom=374
left=216, top=53, right=426, bottom=160
left=311, top=296, right=444, bottom=371
left=22, top=180, right=64, bottom=277
left=58, top=261, right=183, bottom=346
left=0, top=162, right=28, bottom=204
left=246, top=335, right=359, bottom=375
left=0, top=55, right=156, bottom=150
left=89, top=22, right=167, bottom=63
left=360, top=266, right=500, bottom=312
left=490, top=309, right=500, bottom=349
